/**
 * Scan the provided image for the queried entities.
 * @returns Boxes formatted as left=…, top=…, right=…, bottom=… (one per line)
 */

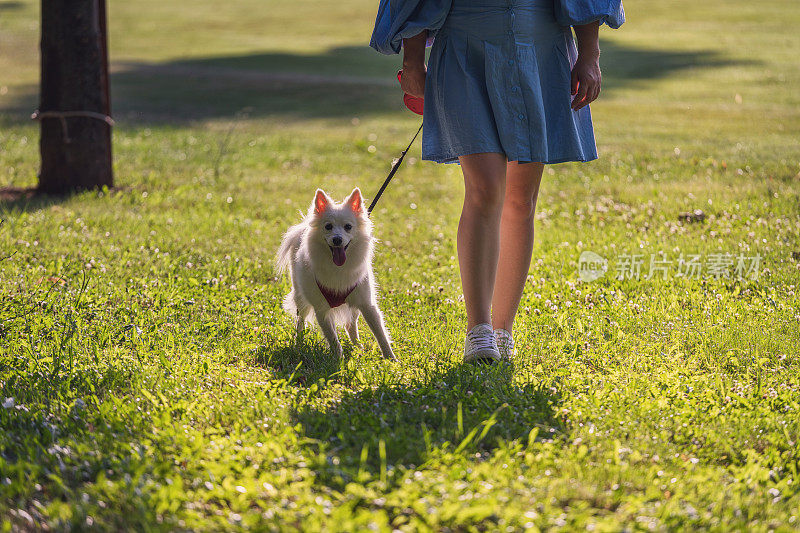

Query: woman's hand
left=571, top=21, right=601, bottom=110
left=400, top=65, right=426, bottom=99
left=401, top=31, right=428, bottom=99
left=570, top=54, right=601, bottom=110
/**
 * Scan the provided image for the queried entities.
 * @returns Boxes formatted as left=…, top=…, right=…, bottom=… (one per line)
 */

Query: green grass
left=2, top=0, right=800, bottom=530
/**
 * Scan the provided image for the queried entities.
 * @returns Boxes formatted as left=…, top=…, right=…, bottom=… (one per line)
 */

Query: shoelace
left=495, top=335, right=513, bottom=352
left=466, top=326, right=497, bottom=352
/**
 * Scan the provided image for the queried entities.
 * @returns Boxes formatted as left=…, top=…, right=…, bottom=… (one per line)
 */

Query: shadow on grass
left=0, top=42, right=757, bottom=126
left=252, top=325, right=391, bottom=386
left=294, top=363, right=563, bottom=470
left=0, top=187, right=68, bottom=214
left=599, top=40, right=756, bottom=90
left=253, top=325, right=563, bottom=469
left=253, top=335, right=347, bottom=386
left=0, top=186, right=126, bottom=214
left=0, top=1, right=24, bottom=10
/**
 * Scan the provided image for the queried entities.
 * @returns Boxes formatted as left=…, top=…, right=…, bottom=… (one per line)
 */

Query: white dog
left=275, top=188, right=395, bottom=360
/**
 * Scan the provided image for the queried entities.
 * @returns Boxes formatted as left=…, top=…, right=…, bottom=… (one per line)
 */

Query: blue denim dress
left=370, top=0, right=624, bottom=164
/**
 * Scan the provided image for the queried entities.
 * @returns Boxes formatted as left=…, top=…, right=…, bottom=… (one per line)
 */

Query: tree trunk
left=38, top=0, right=113, bottom=194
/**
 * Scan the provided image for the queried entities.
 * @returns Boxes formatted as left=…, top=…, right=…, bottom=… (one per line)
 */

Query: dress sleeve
left=553, top=0, right=625, bottom=29
left=369, top=0, right=453, bottom=55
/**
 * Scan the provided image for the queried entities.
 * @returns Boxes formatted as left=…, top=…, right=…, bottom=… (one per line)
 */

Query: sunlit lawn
left=1, top=0, right=799, bottom=530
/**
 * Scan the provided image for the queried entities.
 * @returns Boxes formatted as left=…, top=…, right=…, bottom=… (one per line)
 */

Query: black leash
left=367, top=122, right=423, bottom=215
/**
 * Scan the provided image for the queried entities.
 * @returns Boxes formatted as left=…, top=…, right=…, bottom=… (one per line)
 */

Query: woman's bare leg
left=457, top=152, right=507, bottom=330
left=491, top=161, right=544, bottom=333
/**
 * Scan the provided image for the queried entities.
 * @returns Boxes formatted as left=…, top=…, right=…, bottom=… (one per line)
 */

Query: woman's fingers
left=570, top=68, right=579, bottom=96
left=591, top=82, right=601, bottom=103
left=401, top=75, right=423, bottom=98
left=571, top=76, right=602, bottom=110
left=571, top=79, right=589, bottom=110
left=585, top=84, right=599, bottom=107
left=401, top=68, right=426, bottom=99
left=588, top=80, right=601, bottom=106
left=570, top=58, right=602, bottom=110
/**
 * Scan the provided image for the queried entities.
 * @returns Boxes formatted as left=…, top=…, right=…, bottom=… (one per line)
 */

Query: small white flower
left=2, top=397, right=14, bottom=409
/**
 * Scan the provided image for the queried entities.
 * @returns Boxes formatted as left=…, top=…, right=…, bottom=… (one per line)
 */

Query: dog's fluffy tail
left=275, top=222, right=306, bottom=276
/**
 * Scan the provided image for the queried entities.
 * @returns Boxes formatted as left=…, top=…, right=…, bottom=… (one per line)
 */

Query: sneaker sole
left=463, top=349, right=502, bottom=364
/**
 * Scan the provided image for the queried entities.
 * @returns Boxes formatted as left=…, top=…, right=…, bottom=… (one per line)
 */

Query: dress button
left=507, top=60, right=514, bottom=66
left=518, top=113, right=524, bottom=119
left=511, top=86, right=518, bottom=92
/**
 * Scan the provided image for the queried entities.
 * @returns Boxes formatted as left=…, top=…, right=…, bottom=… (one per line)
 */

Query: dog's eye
left=344, top=224, right=352, bottom=232
left=324, top=223, right=333, bottom=231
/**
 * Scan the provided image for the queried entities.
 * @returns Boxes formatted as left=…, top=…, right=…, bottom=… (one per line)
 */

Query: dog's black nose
left=332, top=236, right=342, bottom=246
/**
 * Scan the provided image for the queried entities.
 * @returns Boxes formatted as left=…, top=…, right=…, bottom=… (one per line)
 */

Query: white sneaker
left=494, top=328, right=516, bottom=360
left=463, top=323, right=501, bottom=364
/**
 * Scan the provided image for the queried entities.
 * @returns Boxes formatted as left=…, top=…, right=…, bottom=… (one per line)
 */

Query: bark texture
left=39, top=0, right=113, bottom=194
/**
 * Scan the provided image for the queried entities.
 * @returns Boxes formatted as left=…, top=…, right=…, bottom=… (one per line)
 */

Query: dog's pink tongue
left=331, top=246, right=346, bottom=266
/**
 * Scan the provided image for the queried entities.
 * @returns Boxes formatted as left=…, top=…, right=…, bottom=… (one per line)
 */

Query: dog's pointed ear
left=345, top=188, right=364, bottom=214
left=313, top=189, right=331, bottom=215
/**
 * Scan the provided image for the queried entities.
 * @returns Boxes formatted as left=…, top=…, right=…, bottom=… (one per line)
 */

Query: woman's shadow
left=256, top=337, right=563, bottom=471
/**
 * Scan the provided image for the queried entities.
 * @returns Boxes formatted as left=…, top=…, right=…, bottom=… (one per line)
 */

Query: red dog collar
left=316, top=279, right=358, bottom=308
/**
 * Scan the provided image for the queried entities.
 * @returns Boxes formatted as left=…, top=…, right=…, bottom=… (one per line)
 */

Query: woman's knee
left=503, top=193, right=537, bottom=220
left=464, top=178, right=504, bottom=212
left=504, top=163, right=543, bottom=220
left=460, top=152, right=507, bottom=213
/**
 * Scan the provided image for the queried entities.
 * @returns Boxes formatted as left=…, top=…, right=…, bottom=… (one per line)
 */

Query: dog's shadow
left=254, top=332, right=380, bottom=385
